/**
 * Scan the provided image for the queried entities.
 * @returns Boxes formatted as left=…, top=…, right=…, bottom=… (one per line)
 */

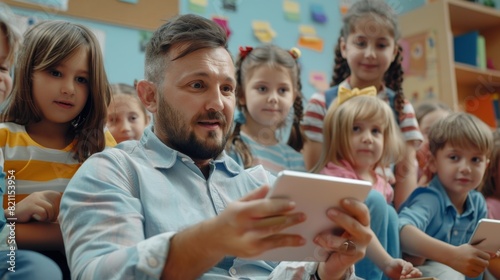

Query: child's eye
left=76, top=77, right=88, bottom=84
left=354, top=41, right=367, bottom=48
left=449, top=155, right=459, bottom=161
left=471, top=157, right=483, bottom=164
left=352, top=126, right=361, bottom=132
left=257, top=86, right=267, bottom=93
left=371, top=128, right=381, bottom=135
left=49, top=70, right=62, bottom=77
left=377, top=43, right=388, bottom=49
left=0, top=65, right=9, bottom=72
left=278, top=87, right=289, bottom=95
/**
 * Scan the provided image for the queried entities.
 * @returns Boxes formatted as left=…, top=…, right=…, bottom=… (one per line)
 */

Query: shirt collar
left=429, top=176, right=476, bottom=216
left=140, top=126, right=241, bottom=176
left=340, top=77, right=388, bottom=98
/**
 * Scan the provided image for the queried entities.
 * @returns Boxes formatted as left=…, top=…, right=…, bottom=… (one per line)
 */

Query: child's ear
left=428, top=154, right=438, bottom=174
left=340, top=37, right=347, bottom=58
left=238, top=92, right=246, bottom=106
left=137, top=80, right=157, bottom=113
left=391, top=44, right=399, bottom=62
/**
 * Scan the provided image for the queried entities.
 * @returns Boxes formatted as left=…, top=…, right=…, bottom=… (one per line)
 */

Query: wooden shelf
left=399, top=0, right=500, bottom=112
left=449, top=0, right=500, bottom=34
left=4, top=0, right=178, bottom=30
left=455, top=62, right=500, bottom=88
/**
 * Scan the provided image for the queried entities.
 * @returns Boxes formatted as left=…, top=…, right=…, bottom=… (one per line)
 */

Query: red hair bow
left=239, top=46, right=253, bottom=60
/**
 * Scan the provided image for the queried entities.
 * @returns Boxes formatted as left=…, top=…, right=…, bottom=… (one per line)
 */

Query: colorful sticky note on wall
left=297, top=25, right=324, bottom=52
left=310, top=3, right=327, bottom=23
left=339, top=0, right=351, bottom=16
left=283, top=0, right=300, bottom=21
left=309, top=71, right=329, bottom=92
left=189, top=0, right=207, bottom=14
left=222, top=0, right=237, bottom=11
left=212, top=16, right=231, bottom=39
left=252, top=21, right=276, bottom=43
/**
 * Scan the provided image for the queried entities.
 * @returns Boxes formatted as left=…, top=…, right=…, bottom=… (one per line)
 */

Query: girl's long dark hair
left=227, top=44, right=304, bottom=168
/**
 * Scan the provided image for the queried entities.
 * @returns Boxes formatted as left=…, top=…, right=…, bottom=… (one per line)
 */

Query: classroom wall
left=5, top=0, right=177, bottom=87
left=6, top=0, right=500, bottom=100
left=179, top=0, right=427, bottom=99
left=10, top=6, right=148, bottom=86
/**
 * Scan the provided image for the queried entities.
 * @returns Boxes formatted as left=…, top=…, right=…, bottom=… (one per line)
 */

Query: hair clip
left=239, top=46, right=253, bottom=60
left=289, top=47, right=301, bottom=60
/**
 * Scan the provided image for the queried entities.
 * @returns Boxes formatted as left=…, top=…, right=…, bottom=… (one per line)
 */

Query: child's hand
left=402, top=252, right=426, bottom=266
left=9, top=191, right=62, bottom=223
left=376, top=166, right=396, bottom=184
left=449, top=244, right=491, bottom=278
left=382, top=258, right=422, bottom=279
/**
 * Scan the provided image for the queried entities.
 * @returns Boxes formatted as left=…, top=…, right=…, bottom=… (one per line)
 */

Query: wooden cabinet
left=3, top=0, right=178, bottom=30
left=398, top=0, right=500, bottom=111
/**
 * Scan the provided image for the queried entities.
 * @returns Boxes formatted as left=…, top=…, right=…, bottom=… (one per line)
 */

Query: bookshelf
left=398, top=0, right=500, bottom=113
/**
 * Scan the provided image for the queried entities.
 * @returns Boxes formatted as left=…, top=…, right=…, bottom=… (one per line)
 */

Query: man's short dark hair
left=144, top=14, right=229, bottom=86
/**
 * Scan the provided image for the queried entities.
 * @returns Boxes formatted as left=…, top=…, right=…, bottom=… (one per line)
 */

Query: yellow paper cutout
left=283, top=0, right=299, bottom=13
left=252, top=21, right=276, bottom=43
left=299, top=25, right=316, bottom=35
left=252, top=21, right=270, bottom=30
left=190, top=0, right=207, bottom=6
left=297, top=25, right=323, bottom=52
left=283, top=0, right=300, bottom=21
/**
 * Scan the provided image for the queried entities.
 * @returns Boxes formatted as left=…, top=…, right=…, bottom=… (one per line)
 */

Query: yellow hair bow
left=336, top=86, right=377, bottom=106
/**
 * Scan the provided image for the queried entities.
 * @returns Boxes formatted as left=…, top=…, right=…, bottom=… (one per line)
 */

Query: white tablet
left=248, top=170, right=371, bottom=262
left=468, top=218, right=500, bottom=253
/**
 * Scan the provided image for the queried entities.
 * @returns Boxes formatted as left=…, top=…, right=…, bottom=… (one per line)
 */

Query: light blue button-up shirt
left=59, top=127, right=357, bottom=280
left=399, top=176, right=487, bottom=246
left=398, top=176, right=487, bottom=280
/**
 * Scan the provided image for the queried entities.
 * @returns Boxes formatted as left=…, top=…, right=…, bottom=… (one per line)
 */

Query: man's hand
left=315, top=198, right=372, bottom=280
left=211, top=185, right=306, bottom=258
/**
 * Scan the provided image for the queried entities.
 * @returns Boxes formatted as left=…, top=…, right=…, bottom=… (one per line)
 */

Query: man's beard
left=157, top=97, right=231, bottom=160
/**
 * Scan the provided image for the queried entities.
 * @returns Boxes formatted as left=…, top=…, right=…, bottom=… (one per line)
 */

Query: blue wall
left=10, top=0, right=500, bottom=100
left=178, top=0, right=427, bottom=99
left=11, top=6, right=146, bottom=87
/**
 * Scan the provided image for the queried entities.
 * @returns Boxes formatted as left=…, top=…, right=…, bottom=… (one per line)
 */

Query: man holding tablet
left=58, top=14, right=372, bottom=279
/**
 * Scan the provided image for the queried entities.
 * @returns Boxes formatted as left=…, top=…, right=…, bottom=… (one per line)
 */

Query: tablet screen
left=247, top=170, right=371, bottom=262
left=469, top=218, right=500, bottom=253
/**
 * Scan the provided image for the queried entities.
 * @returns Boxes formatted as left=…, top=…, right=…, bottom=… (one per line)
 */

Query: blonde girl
left=312, top=95, right=422, bottom=279
left=302, top=0, right=423, bottom=210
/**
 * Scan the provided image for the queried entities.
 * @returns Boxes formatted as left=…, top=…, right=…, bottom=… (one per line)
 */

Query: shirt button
left=229, top=267, right=237, bottom=275
left=453, top=230, right=458, bottom=236
left=148, top=257, right=159, bottom=268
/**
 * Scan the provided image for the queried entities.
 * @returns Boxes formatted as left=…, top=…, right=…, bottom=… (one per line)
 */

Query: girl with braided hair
left=302, top=0, right=423, bottom=210
left=226, top=44, right=305, bottom=175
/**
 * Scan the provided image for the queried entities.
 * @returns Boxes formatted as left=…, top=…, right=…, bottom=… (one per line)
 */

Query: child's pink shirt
left=320, top=160, right=394, bottom=204
left=486, top=197, right=500, bottom=219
